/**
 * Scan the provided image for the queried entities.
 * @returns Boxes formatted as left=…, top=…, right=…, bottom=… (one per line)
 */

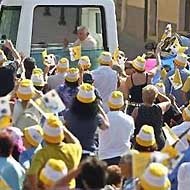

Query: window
left=0, top=6, right=21, bottom=44
left=31, top=6, right=106, bottom=50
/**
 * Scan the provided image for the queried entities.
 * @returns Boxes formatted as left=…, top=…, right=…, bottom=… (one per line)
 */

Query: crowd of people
left=0, top=25, right=190, bottom=190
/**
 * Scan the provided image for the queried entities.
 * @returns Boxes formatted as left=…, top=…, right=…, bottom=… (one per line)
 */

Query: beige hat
left=132, top=55, right=146, bottom=72
left=65, top=68, right=79, bottom=82
left=136, top=125, right=156, bottom=147
left=108, top=91, right=124, bottom=109
left=56, top=58, right=69, bottom=73
left=140, top=162, right=170, bottom=190
left=40, top=158, right=68, bottom=187
left=77, top=83, right=96, bottom=103
left=98, top=51, right=113, bottom=65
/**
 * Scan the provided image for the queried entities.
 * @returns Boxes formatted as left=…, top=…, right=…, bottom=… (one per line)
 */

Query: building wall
left=125, top=0, right=145, bottom=40
left=157, top=0, right=179, bottom=39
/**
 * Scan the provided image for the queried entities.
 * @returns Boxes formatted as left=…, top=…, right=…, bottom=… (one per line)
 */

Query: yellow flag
left=132, top=152, right=151, bottom=178
left=160, top=68, right=167, bottom=81
left=162, top=124, right=179, bottom=146
left=182, top=76, right=190, bottom=93
left=69, top=45, right=81, bottom=61
left=0, top=176, right=11, bottom=190
left=169, top=69, right=183, bottom=90
left=113, top=48, right=119, bottom=61
left=41, top=49, right=48, bottom=59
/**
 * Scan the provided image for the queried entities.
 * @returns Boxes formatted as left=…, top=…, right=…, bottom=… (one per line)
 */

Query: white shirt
left=172, top=121, right=190, bottom=152
left=74, top=35, right=97, bottom=50
left=98, top=111, right=135, bottom=160
left=92, top=66, right=117, bottom=112
left=47, top=73, right=67, bottom=90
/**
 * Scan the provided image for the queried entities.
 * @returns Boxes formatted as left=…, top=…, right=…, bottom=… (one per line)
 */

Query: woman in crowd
left=132, top=84, right=171, bottom=150
left=64, top=83, right=109, bottom=159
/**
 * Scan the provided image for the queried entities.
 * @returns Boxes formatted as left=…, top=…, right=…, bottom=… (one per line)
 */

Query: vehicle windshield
left=0, top=6, right=21, bottom=44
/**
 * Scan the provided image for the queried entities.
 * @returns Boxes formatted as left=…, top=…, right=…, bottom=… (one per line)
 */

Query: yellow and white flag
left=41, top=49, right=48, bottom=59
left=182, top=76, right=190, bottom=93
left=69, top=45, right=81, bottom=61
left=169, top=69, right=183, bottom=90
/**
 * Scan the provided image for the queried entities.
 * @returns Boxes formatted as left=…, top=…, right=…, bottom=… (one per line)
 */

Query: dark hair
left=70, top=97, right=98, bottom=120
left=65, top=79, right=79, bottom=88
left=134, top=142, right=157, bottom=152
left=106, top=165, right=122, bottom=187
left=0, top=132, right=14, bottom=157
left=34, top=85, right=44, bottom=91
left=23, top=57, right=36, bottom=79
left=80, top=157, right=107, bottom=189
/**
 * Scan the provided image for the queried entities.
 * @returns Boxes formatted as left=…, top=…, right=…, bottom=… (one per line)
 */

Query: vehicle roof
left=1, top=0, right=114, bottom=6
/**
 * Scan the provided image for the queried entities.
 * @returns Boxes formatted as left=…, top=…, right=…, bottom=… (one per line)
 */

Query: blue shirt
left=57, top=84, right=79, bottom=108
left=165, top=67, right=190, bottom=106
left=0, top=156, right=25, bottom=190
left=19, top=146, right=41, bottom=169
left=169, top=147, right=190, bottom=190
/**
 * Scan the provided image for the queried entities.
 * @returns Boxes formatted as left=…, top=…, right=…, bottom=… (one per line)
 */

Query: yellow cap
left=136, top=125, right=156, bottom=147
left=140, top=162, right=171, bottom=190
left=65, top=68, right=79, bottom=82
left=108, top=91, right=124, bottom=109
left=16, top=79, right=34, bottom=100
left=78, top=56, right=91, bottom=70
left=40, top=158, right=68, bottom=187
left=132, top=55, right=146, bottom=72
left=98, top=51, right=113, bottom=65
left=77, top=83, right=96, bottom=103
left=43, top=115, right=64, bottom=144
left=24, top=125, right=43, bottom=147
left=56, top=58, right=69, bottom=73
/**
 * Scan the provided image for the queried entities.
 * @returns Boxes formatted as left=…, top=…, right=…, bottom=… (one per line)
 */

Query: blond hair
left=142, top=85, right=158, bottom=104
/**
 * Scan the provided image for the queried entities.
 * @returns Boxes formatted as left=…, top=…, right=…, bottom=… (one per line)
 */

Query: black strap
left=131, top=74, right=134, bottom=86
left=145, top=73, right=148, bottom=85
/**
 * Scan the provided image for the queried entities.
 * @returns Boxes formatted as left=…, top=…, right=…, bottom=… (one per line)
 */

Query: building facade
left=116, top=0, right=190, bottom=42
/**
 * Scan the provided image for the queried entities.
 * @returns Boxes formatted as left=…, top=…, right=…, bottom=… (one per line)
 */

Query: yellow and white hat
left=136, top=125, right=156, bottom=147
left=98, top=51, right=113, bottom=65
left=31, top=68, right=45, bottom=87
left=140, top=162, right=170, bottom=190
left=56, top=58, right=69, bottom=73
left=182, top=104, right=190, bottom=121
left=0, top=49, right=7, bottom=65
left=174, top=47, right=189, bottom=67
left=108, top=91, right=124, bottom=109
left=77, top=83, right=96, bottom=104
left=78, top=56, right=91, bottom=70
left=132, top=55, right=146, bottom=72
left=40, top=158, right=68, bottom=187
left=23, top=125, right=43, bottom=147
left=65, top=68, right=79, bottom=82
left=43, top=115, right=64, bottom=144
left=155, top=82, right=166, bottom=94
left=17, top=79, right=34, bottom=101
